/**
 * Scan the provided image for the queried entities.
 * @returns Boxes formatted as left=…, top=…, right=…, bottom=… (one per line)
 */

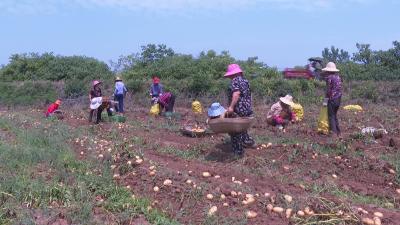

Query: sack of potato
left=192, top=100, right=203, bottom=114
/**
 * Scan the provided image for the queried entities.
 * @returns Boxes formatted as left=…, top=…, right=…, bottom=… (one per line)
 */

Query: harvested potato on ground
left=373, top=212, right=383, bottom=218
left=246, top=211, right=257, bottom=219
left=206, top=194, right=214, bottom=200
left=284, top=194, right=293, bottom=203
left=373, top=217, right=382, bottom=225
left=361, top=218, right=374, bottom=225
left=286, top=208, right=293, bottom=218
left=153, top=186, right=160, bottom=192
left=149, top=171, right=156, bottom=176
left=163, top=179, right=172, bottom=186
left=208, top=206, right=218, bottom=216
left=202, top=172, right=211, bottom=177
left=273, top=207, right=284, bottom=213
left=297, top=211, right=305, bottom=217
left=266, top=204, right=273, bottom=212
left=186, top=179, right=192, bottom=184
left=223, top=202, right=229, bottom=207
left=220, top=194, right=226, bottom=200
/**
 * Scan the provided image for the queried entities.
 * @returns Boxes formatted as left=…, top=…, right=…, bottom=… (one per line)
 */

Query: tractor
left=283, top=57, right=324, bottom=80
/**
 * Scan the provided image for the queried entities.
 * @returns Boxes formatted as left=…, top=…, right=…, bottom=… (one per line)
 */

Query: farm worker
left=150, top=76, right=163, bottom=104
left=322, top=62, right=343, bottom=138
left=114, top=76, right=128, bottom=113
left=158, top=92, right=175, bottom=115
left=308, top=57, right=323, bottom=79
left=225, top=63, right=255, bottom=156
left=89, top=80, right=112, bottom=124
left=267, top=95, right=296, bottom=130
left=45, top=99, right=61, bottom=117
left=206, top=102, right=226, bottom=123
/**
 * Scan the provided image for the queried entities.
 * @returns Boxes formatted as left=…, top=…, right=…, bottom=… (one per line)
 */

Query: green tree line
left=0, top=42, right=399, bottom=105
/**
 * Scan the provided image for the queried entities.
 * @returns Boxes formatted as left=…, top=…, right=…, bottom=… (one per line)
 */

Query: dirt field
left=2, top=103, right=400, bottom=225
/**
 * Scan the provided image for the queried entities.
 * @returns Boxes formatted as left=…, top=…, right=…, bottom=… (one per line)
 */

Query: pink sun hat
left=224, top=64, right=243, bottom=77
left=92, top=80, right=102, bottom=87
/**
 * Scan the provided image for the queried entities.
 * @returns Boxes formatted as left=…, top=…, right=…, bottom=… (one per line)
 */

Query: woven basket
left=180, top=125, right=207, bottom=138
left=208, top=117, right=255, bottom=134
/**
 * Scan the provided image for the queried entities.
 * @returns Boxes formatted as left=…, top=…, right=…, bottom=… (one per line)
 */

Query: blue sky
left=0, top=0, right=399, bottom=69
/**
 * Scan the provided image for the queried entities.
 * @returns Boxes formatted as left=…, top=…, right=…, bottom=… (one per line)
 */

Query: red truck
left=283, top=57, right=323, bottom=80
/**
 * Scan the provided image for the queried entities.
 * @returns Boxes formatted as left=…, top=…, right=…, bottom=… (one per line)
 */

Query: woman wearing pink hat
left=225, top=64, right=255, bottom=156
left=88, top=80, right=112, bottom=124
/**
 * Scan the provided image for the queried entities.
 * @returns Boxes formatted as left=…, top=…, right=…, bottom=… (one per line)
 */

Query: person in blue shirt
left=150, top=76, right=163, bottom=104
left=114, top=76, right=128, bottom=113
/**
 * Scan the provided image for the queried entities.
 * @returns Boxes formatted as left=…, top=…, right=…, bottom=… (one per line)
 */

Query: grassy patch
left=310, top=183, right=397, bottom=209
left=157, top=146, right=202, bottom=160
left=0, top=113, right=178, bottom=225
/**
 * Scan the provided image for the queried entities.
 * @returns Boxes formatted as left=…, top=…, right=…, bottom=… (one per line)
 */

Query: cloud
left=0, top=0, right=377, bottom=15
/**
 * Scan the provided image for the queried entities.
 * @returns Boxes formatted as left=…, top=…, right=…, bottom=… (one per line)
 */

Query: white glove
left=323, top=98, right=328, bottom=106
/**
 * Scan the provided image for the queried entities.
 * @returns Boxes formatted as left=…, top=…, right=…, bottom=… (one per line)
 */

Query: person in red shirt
left=45, top=99, right=61, bottom=117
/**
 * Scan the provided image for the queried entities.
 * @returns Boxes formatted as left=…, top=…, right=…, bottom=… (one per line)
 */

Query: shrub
left=0, top=81, right=57, bottom=105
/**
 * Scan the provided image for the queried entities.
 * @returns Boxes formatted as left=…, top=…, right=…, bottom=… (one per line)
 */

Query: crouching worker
left=206, top=102, right=226, bottom=123
left=45, top=99, right=63, bottom=119
left=267, top=95, right=296, bottom=130
left=158, top=92, right=175, bottom=115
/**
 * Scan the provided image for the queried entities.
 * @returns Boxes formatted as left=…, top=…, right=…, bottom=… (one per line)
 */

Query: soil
left=32, top=104, right=400, bottom=224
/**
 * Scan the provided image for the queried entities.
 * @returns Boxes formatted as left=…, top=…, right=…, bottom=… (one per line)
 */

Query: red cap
left=153, top=77, right=160, bottom=84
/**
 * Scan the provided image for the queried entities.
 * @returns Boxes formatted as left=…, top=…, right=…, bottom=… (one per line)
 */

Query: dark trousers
left=327, top=97, right=341, bottom=135
left=89, top=106, right=112, bottom=124
left=230, top=110, right=254, bottom=155
left=230, top=132, right=254, bottom=155
left=115, top=94, right=124, bottom=113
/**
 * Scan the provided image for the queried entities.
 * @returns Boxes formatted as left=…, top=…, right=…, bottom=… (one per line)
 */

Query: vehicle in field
left=283, top=57, right=324, bottom=80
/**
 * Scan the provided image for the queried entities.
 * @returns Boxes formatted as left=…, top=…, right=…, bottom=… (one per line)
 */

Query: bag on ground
left=317, top=106, right=329, bottom=134
left=150, top=103, right=160, bottom=116
left=291, top=103, right=304, bottom=121
left=192, top=100, right=203, bottom=114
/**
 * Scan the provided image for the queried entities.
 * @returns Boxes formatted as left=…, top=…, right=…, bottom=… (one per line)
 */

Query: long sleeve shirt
left=158, top=92, right=172, bottom=107
left=45, top=103, right=59, bottom=117
left=114, top=81, right=127, bottom=95
left=326, top=74, right=342, bottom=100
left=150, top=84, right=163, bottom=97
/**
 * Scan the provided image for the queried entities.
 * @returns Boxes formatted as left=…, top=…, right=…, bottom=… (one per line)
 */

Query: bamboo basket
left=208, top=117, right=255, bottom=134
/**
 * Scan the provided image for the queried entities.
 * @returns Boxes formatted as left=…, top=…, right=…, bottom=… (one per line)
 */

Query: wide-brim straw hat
left=115, top=76, right=122, bottom=81
left=322, top=62, right=340, bottom=72
left=208, top=102, right=226, bottom=117
left=279, top=95, right=294, bottom=107
left=224, top=64, right=243, bottom=77
left=90, top=97, right=103, bottom=110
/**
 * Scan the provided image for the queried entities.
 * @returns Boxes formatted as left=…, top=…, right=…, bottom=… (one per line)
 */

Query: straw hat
left=92, top=80, right=102, bottom=87
left=279, top=95, right=294, bottom=107
left=224, top=64, right=243, bottom=77
left=322, top=62, right=340, bottom=72
left=90, top=97, right=103, bottom=110
left=55, top=99, right=62, bottom=105
left=115, top=76, right=122, bottom=81
left=208, top=102, right=226, bottom=117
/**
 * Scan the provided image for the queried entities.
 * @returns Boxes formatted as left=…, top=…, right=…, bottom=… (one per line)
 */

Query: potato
left=246, top=211, right=257, bottom=219
left=361, top=218, right=374, bottom=225
left=202, top=172, right=211, bottom=177
left=266, top=204, right=273, bottom=212
left=286, top=208, right=293, bottom=218
left=163, top=179, right=172, bottom=186
left=206, top=194, right=214, bottom=200
left=284, top=195, right=293, bottom=203
left=149, top=171, right=156, bottom=176
left=389, top=169, right=396, bottom=174
left=153, top=186, right=160, bottom=192
left=98, top=154, right=104, bottom=158
left=373, top=217, right=382, bottom=225
left=186, top=179, right=192, bottom=184
left=373, top=212, right=383, bottom=218
left=396, top=189, right=400, bottom=194
left=208, top=206, right=217, bottom=216
left=297, top=210, right=305, bottom=217
left=220, top=194, right=226, bottom=200
left=135, top=158, right=143, bottom=164
left=273, top=207, right=284, bottom=213
left=230, top=191, right=238, bottom=197
left=332, top=174, right=338, bottom=178
left=214, top=175, right=220, bottom=179
left=223, top=202, right=229, bottom=207
left=149, top=166, right=155, bottom=170
left=127, top=160, right=132, bottom=165
left=244, top=178, right=249, bottom=183
left=267, top=143, right=273, bottom=148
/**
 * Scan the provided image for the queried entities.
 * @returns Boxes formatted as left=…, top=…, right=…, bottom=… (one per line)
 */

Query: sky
left=0, top=0, right=399, bottom=69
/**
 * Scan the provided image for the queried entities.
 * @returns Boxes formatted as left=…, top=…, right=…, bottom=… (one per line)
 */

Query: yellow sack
left=291, top=103, right=304, bottom=121
left=191, top=100, right=203, bottom=114
left=317, top=106, right=329, bottom=135
left=343, top=104, right=363, bottom=112
left=150, top=104, right=160, bottom=116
